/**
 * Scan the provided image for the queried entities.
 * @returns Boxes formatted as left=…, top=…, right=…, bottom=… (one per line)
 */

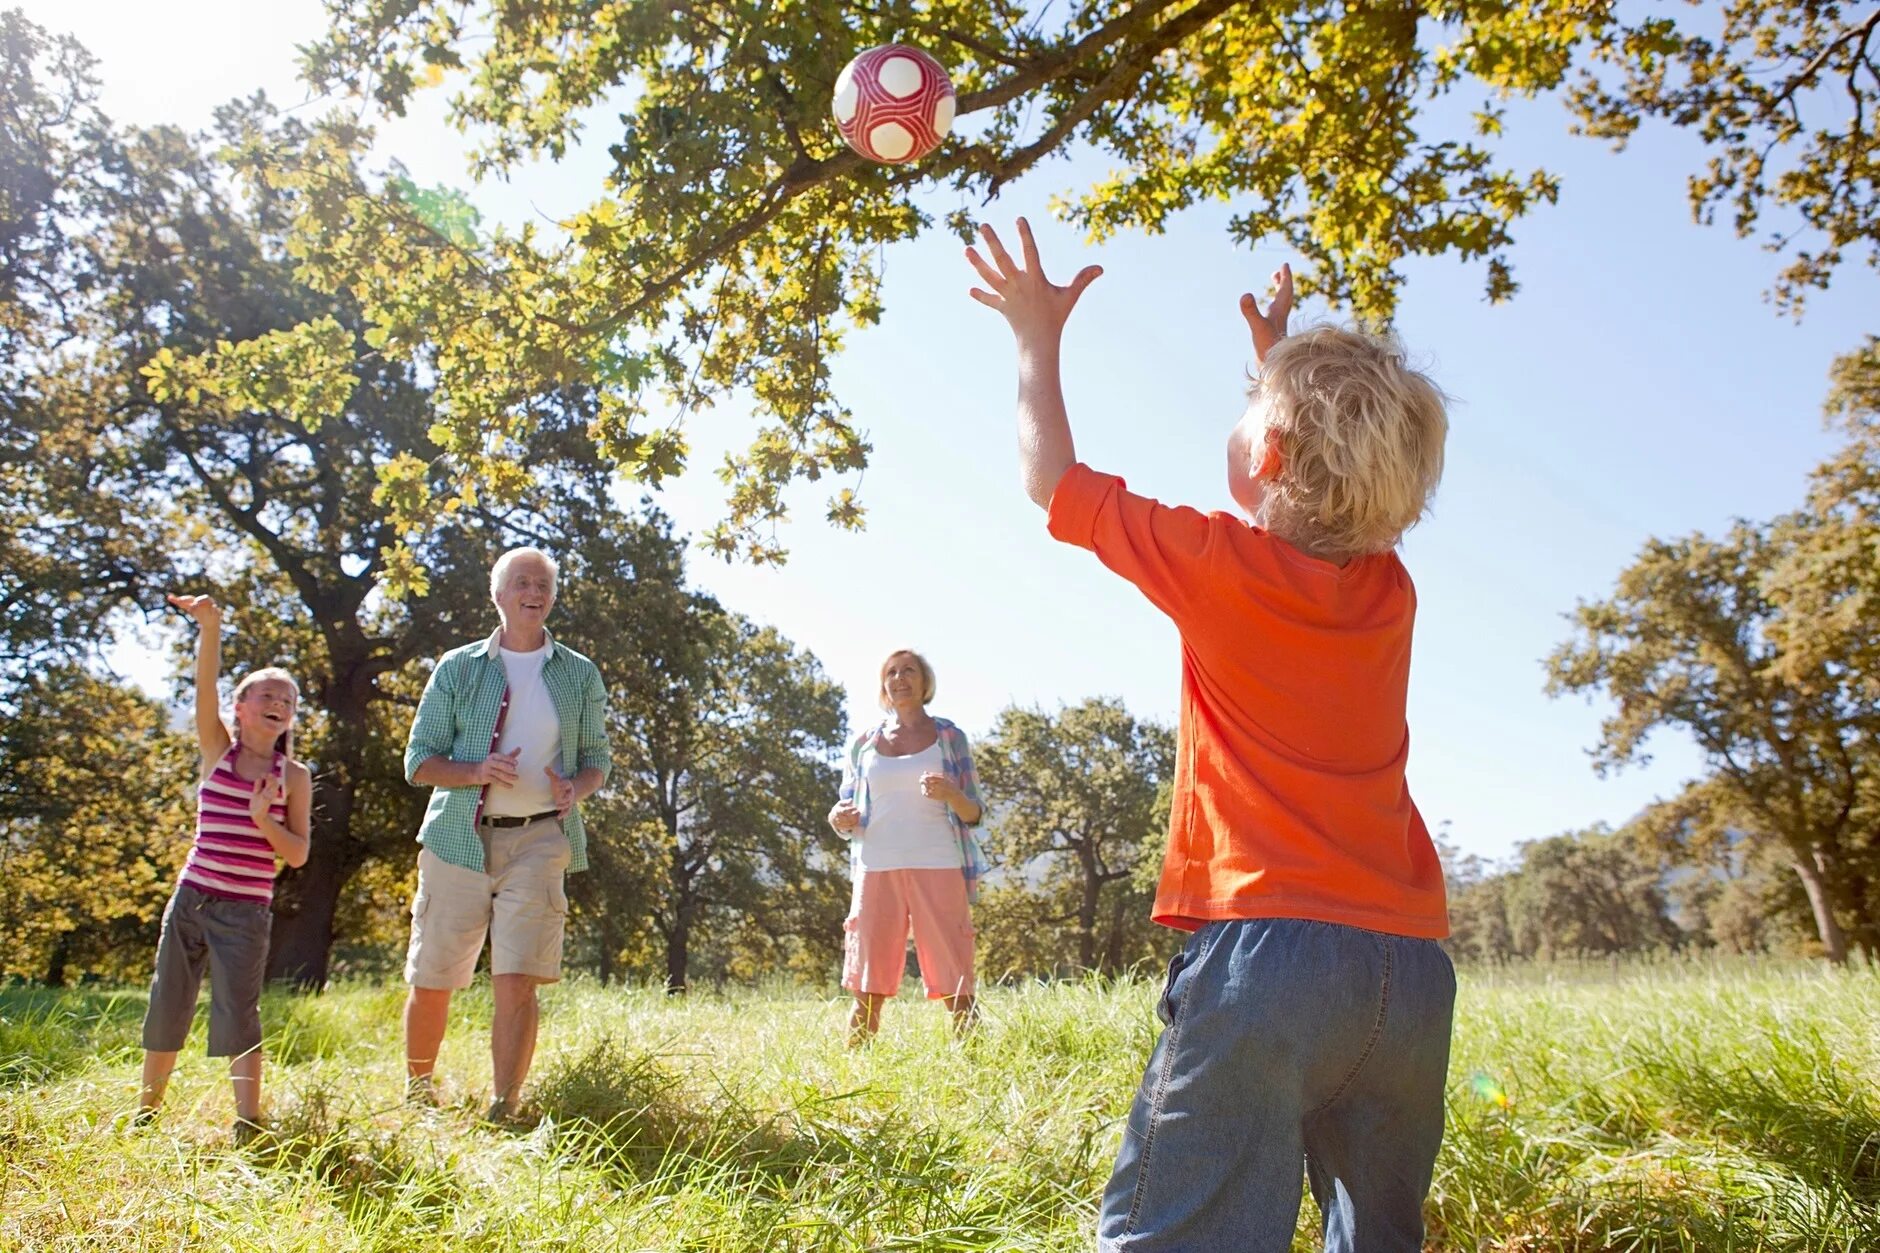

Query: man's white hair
left=490, top=546, right=560, bottom=601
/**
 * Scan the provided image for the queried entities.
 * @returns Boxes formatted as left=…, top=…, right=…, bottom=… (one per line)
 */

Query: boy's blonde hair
left=1254, top=326, right=1448, bottom=558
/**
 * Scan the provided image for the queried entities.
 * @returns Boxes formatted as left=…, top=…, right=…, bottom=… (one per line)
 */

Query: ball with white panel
left=831, top=44, right=956, bottom=164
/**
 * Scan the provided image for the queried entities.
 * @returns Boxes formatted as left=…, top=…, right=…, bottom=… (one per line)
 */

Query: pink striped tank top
left=179, top=745, right=287, bottom=904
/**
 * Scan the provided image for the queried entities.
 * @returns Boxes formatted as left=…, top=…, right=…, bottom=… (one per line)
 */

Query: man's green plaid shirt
left=404, top=628, right=612, bottom=873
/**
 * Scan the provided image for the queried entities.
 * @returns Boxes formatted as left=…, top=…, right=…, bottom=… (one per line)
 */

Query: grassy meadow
left=0, top=960, right=1875, bottom=1251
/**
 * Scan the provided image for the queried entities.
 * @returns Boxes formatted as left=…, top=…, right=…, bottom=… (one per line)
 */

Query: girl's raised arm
left=166, top=594, right=231, bottom=764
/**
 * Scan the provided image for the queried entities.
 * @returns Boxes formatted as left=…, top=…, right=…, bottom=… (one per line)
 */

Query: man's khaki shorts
left=404, top=816, right=572, bottom=989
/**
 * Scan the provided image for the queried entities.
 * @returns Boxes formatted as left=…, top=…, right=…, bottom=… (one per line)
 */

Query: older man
left=401, top=546, right=610, bottom=1120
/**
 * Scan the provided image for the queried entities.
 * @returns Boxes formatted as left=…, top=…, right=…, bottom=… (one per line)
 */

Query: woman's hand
left=920, top=772, right=964, bottom=807
left=829, top=800, right=862, bottom=834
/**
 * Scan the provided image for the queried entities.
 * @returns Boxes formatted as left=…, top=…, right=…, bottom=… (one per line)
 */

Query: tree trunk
left=1837, top=854, right=1876, bottom=958
left=266, top=738, right=363, bottom=989
left=664, top=909, right=690, bottom=995
left=1101, top=892, right=1129, bottom=974
left=1076, top=846, right=1100, bottom=971
left=1793, top=848, right=1849, bottom=964
left=265, top=793, right=347, bottom=988
left=662, top=804, right=691, bottom=994
left=43, top=929, right=71, bottom=987
left=597, top=915, right=618, bottom=986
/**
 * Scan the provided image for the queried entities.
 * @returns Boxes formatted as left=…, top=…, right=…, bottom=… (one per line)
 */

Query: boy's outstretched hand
left=1239, top=263, right=1294, bottom=367
left=966, top=218, right=1102, bottom=343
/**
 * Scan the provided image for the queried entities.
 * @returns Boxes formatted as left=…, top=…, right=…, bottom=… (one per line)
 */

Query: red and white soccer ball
left=831, top=44, right=956, bottom=164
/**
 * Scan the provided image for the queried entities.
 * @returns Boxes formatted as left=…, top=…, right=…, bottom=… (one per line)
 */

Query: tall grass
left=0, top=960, right=1873, bottom=1250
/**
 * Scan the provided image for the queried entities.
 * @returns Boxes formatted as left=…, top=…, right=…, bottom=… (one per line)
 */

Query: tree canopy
left=976, top=698, right=1174, bottom=975
left=130, top=0, right=1879, bottom=576
left=1547, top=386, right=1880, bottom=962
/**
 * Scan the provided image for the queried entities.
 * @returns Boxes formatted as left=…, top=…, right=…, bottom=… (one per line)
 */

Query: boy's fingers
left=1240, top=291, right=1263, bottom=327
left=1017, top=216, right=1040, bottom=271
left=967, top=288, right=1004, bottom=309
left=964, top=247, right=1004, bottom=290
left=979, top=222, right=1018, bottom=276
left=1066, top=264, right=1103, bottom=303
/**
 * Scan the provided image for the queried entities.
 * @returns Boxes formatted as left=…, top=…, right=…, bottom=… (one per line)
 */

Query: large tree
left=1547, top=501, right=1880, bottom=962
left=976, top=698, right=1174, bottom=974
left=0, top=18, right=644, bottom=984
left=0, top=668, right=195, bottom=984
left=0, top=14, right=167, bottom=676
left=148, top=0, right=1879, bottom=568
left=580, top=570, right=849, bottom=992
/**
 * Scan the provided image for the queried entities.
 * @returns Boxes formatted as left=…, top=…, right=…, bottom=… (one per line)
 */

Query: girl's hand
left=1239, top=263, right=1294, bottom=367
left=966, top=218, right=1102, bottom=345
left=250, top=774, right=282, bottom=821
left=166, top=593, right=221, bottom=626
left=829, top=800, right=862, bottom=834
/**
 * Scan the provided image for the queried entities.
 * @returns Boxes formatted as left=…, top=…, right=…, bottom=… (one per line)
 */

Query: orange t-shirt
left=1047, top=463, right=1448, bottom=939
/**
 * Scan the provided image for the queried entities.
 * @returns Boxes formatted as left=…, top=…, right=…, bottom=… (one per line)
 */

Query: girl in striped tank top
left=136, top=594, right=311, bottom=1143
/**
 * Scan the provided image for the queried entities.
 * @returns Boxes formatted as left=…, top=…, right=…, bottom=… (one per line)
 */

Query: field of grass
left=1, top=960, right=1875, bottom=1251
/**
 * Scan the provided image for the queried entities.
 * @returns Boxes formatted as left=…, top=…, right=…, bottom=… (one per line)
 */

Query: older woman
left=829, top=648, right=989, bottom=1043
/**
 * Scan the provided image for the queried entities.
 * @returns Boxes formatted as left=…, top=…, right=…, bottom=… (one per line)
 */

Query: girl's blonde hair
left=232, top=666, right=300, bottom=762
left=878, top=649, right=937, bottom=710
left=1255, top=327, right=1448, bottom=559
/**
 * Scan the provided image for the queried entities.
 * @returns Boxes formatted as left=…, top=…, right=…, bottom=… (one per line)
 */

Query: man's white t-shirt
left=484, top=644, right=560, bottom=817
left=856, top=741, right=960, bottom=871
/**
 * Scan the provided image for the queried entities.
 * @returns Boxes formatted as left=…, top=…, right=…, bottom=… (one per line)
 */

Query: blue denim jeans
left=1099, top=918, right=1456, bottom=1252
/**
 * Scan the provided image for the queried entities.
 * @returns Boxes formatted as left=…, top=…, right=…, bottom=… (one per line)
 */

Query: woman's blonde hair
left=877, top=649, right=937, bottom=710
left=233, top=666, right=300, bottom=762
left=1254, top=326, right=1448, bottom=559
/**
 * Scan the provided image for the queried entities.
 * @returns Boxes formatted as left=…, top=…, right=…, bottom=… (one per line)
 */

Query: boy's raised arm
left=966, top=218, right=1102, bottom=510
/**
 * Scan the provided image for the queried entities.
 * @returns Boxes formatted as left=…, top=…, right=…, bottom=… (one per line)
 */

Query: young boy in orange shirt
left=967, top=219, right=1454, bottom=1252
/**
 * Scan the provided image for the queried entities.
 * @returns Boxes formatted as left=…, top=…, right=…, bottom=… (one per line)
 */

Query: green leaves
left=141, top=317, right=357, bottom=431
left=231, top=0, right=1610, bottom=564
left=1566, top=0, right=1880, bottom=316
left=151, top=0, right=1879, bottom=570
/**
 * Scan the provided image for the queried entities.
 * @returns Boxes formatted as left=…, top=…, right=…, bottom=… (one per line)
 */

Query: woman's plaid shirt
left=839, top=717, right=990, bottom=900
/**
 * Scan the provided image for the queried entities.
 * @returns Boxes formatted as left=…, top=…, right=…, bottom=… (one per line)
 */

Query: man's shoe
left=405, top=1075, right=441, bottom=1108
left=232, top=1117, right=266, bottom=1148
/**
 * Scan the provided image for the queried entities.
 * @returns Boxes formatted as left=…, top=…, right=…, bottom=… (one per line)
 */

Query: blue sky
left=40, top=1, right=1874, bottom=862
